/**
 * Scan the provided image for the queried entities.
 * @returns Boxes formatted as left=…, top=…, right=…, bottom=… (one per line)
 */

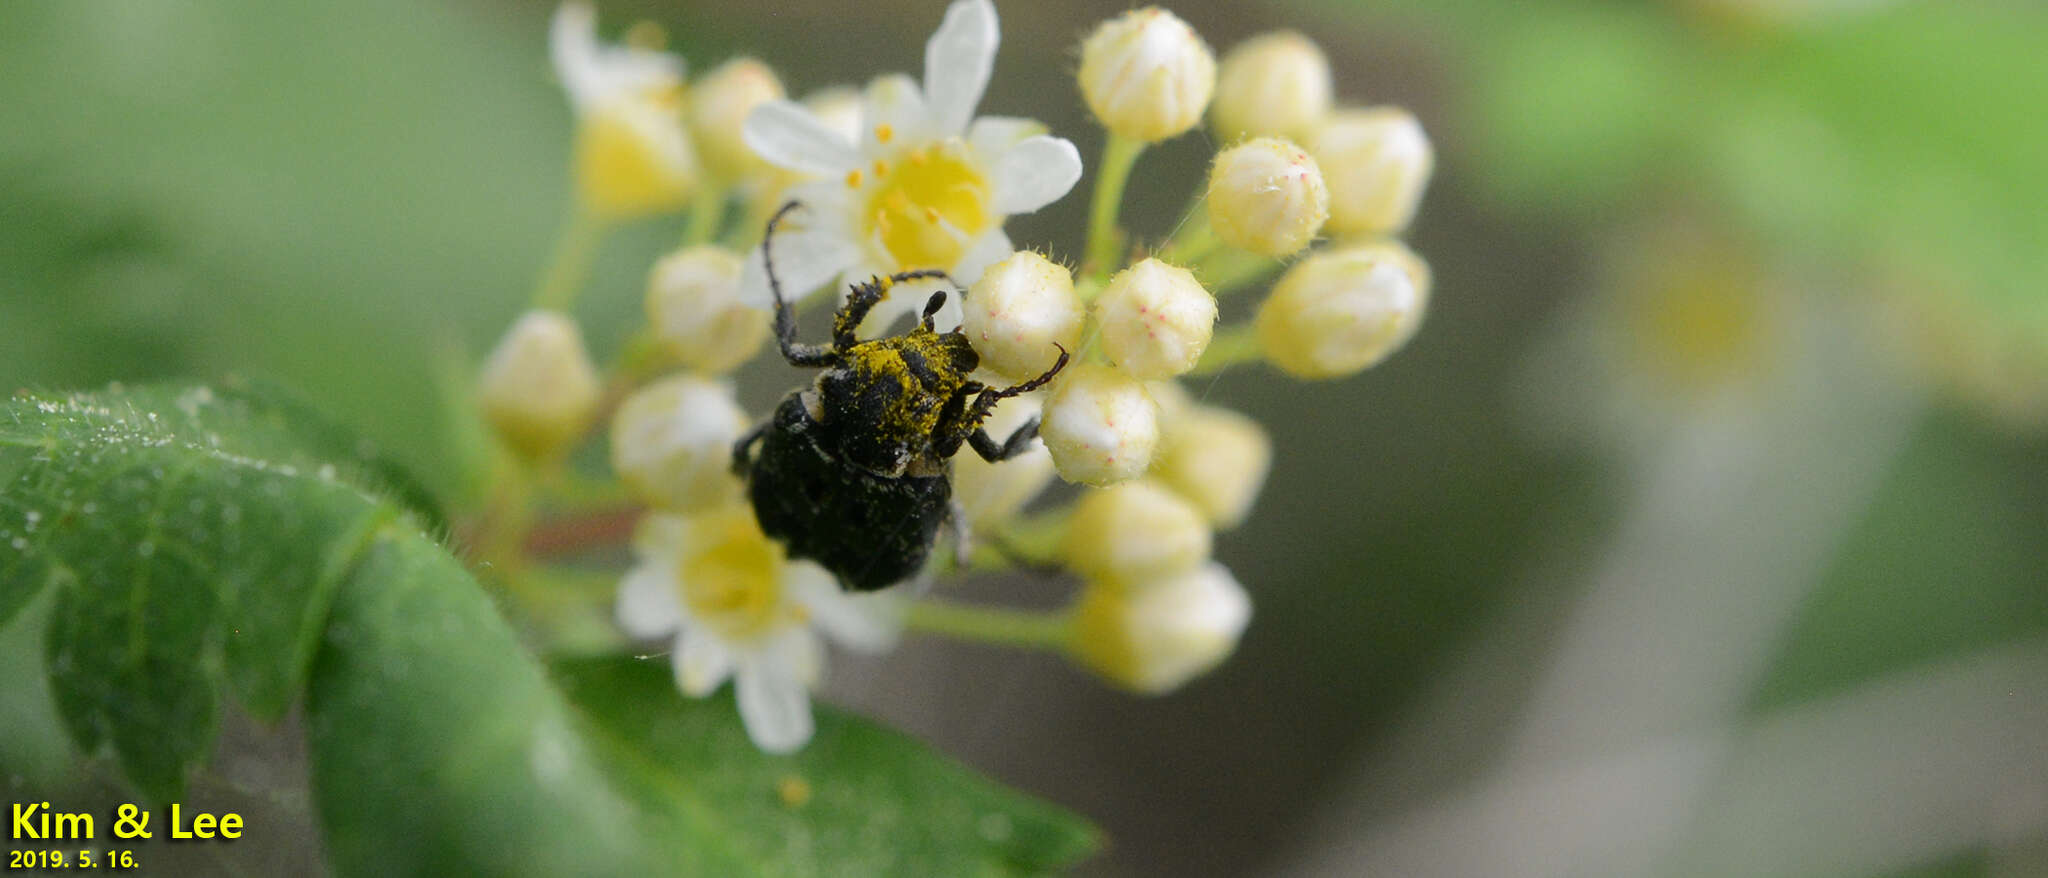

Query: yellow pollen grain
left=873, top=159, right=890, bottom=178
left=845, top=169, right=863, bottom=188
left=909, top=147, right=930, bottom=166
left=875, top=124, right=895, bottom=144
left=778, top=775, right=813, bottom=808
left=923, top=206, right=941, bottom=223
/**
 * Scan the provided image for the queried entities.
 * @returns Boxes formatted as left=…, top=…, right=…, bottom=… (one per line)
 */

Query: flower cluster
left=469, top=1, right=1434, bottom=752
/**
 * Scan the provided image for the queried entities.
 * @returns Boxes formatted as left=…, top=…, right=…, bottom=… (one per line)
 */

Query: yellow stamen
left=875, top=124, right=895, bottom=144
left=845, top=169, right=863, bottom=188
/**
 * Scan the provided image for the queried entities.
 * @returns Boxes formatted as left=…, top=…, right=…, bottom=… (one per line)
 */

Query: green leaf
left=554, top=657, right=1104, bottom=877
left=0, top=381, right=1100, bottom=874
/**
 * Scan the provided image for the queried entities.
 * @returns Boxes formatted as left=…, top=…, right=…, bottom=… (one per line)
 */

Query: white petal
left=991, top=135, right=1083, bottom=215
left=788, top=561, right=906, bottom=652
left=744, top=101, right=861, bottom=177
left=967, top=115, right=1047, bottom=159
left=737, top=206, right=861, bottom=309
left=951, top=228, right=1012, bottom=289
left=923, top=0, right=999, bottom=138
left=861, top=74, right=931, bottom=153
left=616, top=561, right=684, bottom=640
left=733, top=650, right=817, bottom=753
left=671, top=628, right=735, bottom=697
left=549, top=3, right=603, bottom=109
left=549, top=3, right=681, bottom=112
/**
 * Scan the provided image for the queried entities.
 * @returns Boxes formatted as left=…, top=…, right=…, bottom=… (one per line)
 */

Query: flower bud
left=951, top=395, right=1055, bottom=528
left=1062, top=480, right=1212, bottom=586
left=1206, top=138, right=1329, bottom=257
left=1255, top=241, right=1430, bottom=379
left=1210, top=31, right=1332, bottom=142
left=1039, top=364, right=1160, bottom=486
left=479, top=309, right=603, bottom=459
left=646, top=245, right=768, bottom=373
left=688, top=57, right=787, bottom=180
left=1070, top=562, right=1251, bottom=694
left=1151, top=405, right=1271, bottom=528
left=575, top=92, right=699, bottom=219
left=1077, top=7, right=1216, bottom=142
left=611, top=375, right=750, bottom=513
left=962, top=251, right=1085, bottom=383
left=1312, top=107, right=1433, bottom=237
left=1094, top=258, right=1217, bottom=379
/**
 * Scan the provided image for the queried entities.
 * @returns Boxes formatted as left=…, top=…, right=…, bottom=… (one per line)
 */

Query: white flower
left=736, top=0, right=1084, bottom=335
left=616, top=508, right=904, bottom=753
left=551, top=2, right=698, bottom=218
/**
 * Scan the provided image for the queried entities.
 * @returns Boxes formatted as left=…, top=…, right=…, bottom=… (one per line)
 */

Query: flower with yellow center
left=616, top=508, right=903, bottom=753
left=736, top=0, right=1084, bottom=335
left=551, top=3, right=699, bottom=219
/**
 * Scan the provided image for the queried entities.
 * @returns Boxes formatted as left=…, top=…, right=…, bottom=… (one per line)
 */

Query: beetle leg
left=967, top=416, right=1040, bottom=462
left=762, top=200, right=835, bottom=367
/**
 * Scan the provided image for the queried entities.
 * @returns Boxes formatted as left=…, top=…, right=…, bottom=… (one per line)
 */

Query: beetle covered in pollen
left=733, top=202, right=1069, bottom=591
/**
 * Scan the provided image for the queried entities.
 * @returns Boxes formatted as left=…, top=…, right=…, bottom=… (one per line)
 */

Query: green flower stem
left=531, top=204, right=606, bottom=312
left=680, top=182, right=728, bottom=247
left=1196, top=248, right=1284, bottom=295
left=1158, top=208, right=1222, bottom=268
left=1188, top=323, right=1264, bottom=375
left=1084, top=133, right=1146, bottom=280
left=906, top=599, right=1074, bottom=651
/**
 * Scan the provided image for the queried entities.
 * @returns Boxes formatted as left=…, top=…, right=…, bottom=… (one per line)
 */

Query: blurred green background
left=3, top=0, right=2045, bottom=875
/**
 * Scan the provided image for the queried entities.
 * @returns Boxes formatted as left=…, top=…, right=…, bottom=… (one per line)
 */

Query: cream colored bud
left=1210, top=31, right=1332, bottom=142
left=610, top=375, right=750, bottom=513
left=962, top=251, right=1085, bottom=383
left=1312, top=107, right=1434, bottom=237
left=1062, top=480, right=1212, bottom=587
left=1206, top=138, right=1329, bottom=257
left=1039, top=364, right=1161, bottom=486
left=479, top=310, right=602, bottom=459
left=1077, top=7, right=1216, bottom=142
left=646, top=245, right=767, bottom=373
left=1152, top=406, right=1271, bottom=528
left=1256, top=241, right=1430, bottom=379
left=688, top=57, right=787, bottom=179
left=1094, top=258, right=1217, bottom=379
left=951, top=395, right=1055, bottom=528
left=1070, top=562, right=1251, bottom=694
left=576, top=92, right=699, bottom=219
